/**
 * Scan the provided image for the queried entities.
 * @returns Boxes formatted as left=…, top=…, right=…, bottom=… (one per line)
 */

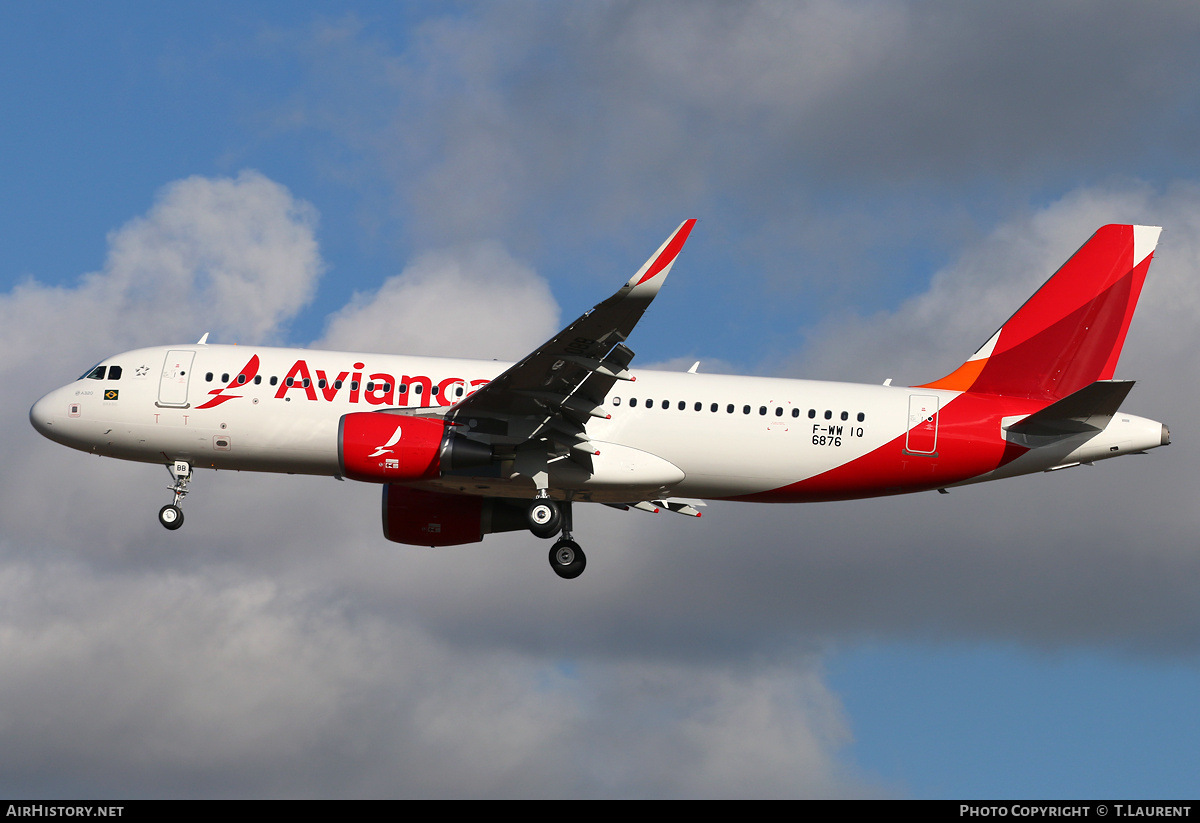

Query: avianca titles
left=30, top=221, right=1170, bottom=578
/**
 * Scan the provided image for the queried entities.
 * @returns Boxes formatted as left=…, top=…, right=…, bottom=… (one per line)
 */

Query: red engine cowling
left=339, top=412, right=492, bottom=483
left=382, top=485, right=528, bottom=547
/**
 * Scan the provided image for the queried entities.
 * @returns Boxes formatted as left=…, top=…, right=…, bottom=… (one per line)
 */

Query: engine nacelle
left=382, top=485, right=528, bottom=547
left=338, top=412, right=492, bottom=483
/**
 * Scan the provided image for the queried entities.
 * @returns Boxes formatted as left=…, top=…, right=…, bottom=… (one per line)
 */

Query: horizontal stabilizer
left=1004, top=380, right=1135, bottom=436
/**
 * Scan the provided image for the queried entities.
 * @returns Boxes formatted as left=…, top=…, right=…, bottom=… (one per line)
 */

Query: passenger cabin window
left=222, top=373, right=229, bottom=383
left=662, top=400, right=669, bottom=410
left=432, top=385, right=439, bottom=396
left=824, top=410, right=832, bottom=420
left=318, top=379, right=327, bottom=389
left=742, top=405, right=751, bottom=414
left=270, top=376, right=278, bottom=386
left=711, top=403, right=718, bottom=412
left=237, top=374, right=246, bottom=384
left=857, top=412, right=865, bottom=422
left=254, top=375, right=262, bottom=385
left=792, top=408, right=800, bottom=418
left=205, top=372, right=214, bottom=382
left=775, top=407, right=783, bottom=417
left=759, top=406, right=767, bottom=415
left=727, top=404, right=734, bottom=413
left=840, top=411, right=848, bottom=421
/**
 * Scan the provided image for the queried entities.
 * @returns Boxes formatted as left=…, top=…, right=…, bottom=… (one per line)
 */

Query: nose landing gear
left=159, top=460, right=191, bottom=531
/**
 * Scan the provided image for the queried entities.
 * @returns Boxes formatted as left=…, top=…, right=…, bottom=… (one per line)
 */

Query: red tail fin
left=920, top=224, right=1160, bottom=400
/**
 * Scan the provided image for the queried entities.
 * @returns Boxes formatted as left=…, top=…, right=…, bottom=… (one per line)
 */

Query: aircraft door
left=158, top=350, right=196, bottom=408
left=906, top=394, right=939, bottom=454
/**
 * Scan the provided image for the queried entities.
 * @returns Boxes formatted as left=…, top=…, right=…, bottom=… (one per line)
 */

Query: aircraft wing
left=445, top=219, right=696, bottom=453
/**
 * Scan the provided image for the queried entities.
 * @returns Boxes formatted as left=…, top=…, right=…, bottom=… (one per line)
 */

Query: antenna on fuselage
left=196, top=333, right=210, bottom=345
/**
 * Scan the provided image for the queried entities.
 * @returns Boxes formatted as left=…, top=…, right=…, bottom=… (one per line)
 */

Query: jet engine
left=382, top=485, right=528, bottom=547
left=338, top=412, right=492, bottom=483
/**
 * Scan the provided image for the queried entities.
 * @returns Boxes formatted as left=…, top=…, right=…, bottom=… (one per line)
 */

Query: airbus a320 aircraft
left=30, top=221, right=1169, bottom=578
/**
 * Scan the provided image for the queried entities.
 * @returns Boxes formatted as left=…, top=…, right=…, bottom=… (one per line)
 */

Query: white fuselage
left=30, top=344, right=1167, bottom=504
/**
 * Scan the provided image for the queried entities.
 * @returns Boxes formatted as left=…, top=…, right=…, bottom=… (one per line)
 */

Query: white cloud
left=102, top=171, right=322, bottom=344
left=0, top=170, right=321, bottom=387
left=317, top=241, right=560, bottom=359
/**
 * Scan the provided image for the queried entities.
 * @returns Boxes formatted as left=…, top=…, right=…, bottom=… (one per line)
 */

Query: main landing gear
left=549, top=539, right=585, bottom=580
left=159, top=460, right=191, bottom=531
left=528, top=495, right=586, bottom=580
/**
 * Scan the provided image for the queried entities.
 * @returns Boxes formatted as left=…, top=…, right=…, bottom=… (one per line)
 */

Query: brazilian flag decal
left=104, top=389, right=119, bottom=400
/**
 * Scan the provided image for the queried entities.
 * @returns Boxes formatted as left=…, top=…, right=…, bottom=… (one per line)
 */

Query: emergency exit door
left=158, top=350, right=195, bottom=408
left=906, top=395, right=939, bottom=454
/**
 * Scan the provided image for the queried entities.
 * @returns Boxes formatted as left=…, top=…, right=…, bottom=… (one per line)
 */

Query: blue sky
left=4, top=1, right=1200, bottom=798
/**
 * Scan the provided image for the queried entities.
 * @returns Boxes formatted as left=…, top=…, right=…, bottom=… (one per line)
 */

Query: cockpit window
left=107, top=366, right=122, bottom=380
left=82, top=365, right=106, bottom=380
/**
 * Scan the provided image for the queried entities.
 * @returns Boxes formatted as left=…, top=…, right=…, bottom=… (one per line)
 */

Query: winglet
left=621, top=219, right=697, bottom=297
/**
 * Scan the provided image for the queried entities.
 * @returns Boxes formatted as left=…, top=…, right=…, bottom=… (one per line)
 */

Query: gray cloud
left=271, top=2, right=1200, bottom=246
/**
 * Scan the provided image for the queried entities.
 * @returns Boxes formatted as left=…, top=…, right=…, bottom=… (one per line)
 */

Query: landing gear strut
left=545, top=499, right=586, bottom=579
left=159, top=460, right=191, bottom=531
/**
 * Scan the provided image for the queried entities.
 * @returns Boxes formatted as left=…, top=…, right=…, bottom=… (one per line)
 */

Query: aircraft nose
left=29, top=391, right=60, bottom=439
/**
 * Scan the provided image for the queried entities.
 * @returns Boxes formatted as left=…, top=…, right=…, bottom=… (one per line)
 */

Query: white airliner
left=30, top=221, right=1169, bottom=578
